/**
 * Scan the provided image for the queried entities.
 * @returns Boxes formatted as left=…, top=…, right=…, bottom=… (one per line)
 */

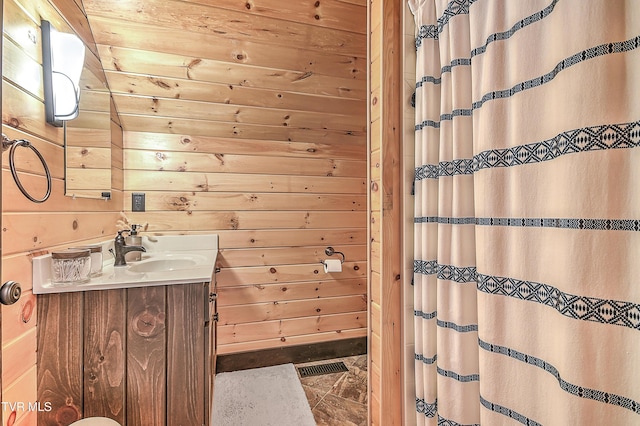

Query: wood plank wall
left=402, top=2, right=418, bottom=423
left=369, top=0, right=404, bottom=424
left=1, top=1, right=121, bottom=424
left=81, top=0, right=369, bottom=355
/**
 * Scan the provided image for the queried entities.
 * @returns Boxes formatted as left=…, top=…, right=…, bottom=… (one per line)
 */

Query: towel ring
left=2, top=134, right=52, bottom=203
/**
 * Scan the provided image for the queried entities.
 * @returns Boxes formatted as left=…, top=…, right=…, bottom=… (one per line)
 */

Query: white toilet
left=69, top=418, right=120, bottom=426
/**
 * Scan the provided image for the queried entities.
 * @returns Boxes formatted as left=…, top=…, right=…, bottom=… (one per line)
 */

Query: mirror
left=64, top=46, right=112, bottom=199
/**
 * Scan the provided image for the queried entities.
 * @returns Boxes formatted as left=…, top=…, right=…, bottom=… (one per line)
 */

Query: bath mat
left=211, top=363, right=316, bottom=426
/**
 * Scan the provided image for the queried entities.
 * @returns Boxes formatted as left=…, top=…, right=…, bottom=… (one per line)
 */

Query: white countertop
left=33, top=234, right=218, bottom=294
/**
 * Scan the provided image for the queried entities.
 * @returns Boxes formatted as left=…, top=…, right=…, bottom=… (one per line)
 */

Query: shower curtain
left=410, top=0, right=640, bottom=424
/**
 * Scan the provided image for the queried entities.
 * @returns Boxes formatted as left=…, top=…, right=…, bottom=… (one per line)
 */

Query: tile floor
left=295, top=355, right=368, bottom=426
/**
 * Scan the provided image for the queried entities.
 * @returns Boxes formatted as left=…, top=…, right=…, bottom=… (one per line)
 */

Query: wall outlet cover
left=132, top=192, right=145, bottom=212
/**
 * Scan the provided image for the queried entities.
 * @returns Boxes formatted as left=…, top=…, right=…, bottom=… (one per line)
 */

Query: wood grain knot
left=371, top=181, right=378, bottom=192
left=56, top=405, right=80, bottom=424
left=21, top=299, right=34, bottom=323
left=72, top=220, right=78, bottom=230
left=353, top=265, right=360, bottom=271
left=131, top=310, right=165, bottom=337
left=269, top=267, right=277, bottom=274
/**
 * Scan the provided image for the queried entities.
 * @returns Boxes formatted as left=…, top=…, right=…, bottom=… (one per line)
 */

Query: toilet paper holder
left=322, top=247, right=345, bottom=264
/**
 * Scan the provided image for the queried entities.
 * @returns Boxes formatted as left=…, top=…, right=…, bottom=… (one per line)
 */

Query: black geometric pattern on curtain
left=437, top=367, right=480, bottom=383
left=477, top=274, right=640, bottom=330
left=416, top=0, right=559, bottom=48
left=413, top=260, right=477, bottom=282
left=417, top=0, right=561, bottom=85
left=413, top=216, right=640, bottom=232
left=415, top=121, right=640, bottom=180
left=479, top=339, right=640, bottom=414
left=416, top=398, right=438, bottom=418
left=472, top=36, right=640, bottom=111
left=471, top=0, right=560, bottom=57
left=438, top=416, right=480, bottom=426
left=437, top=319, right=478, bottom=333
left=414, top=262, right=640, bottom=329
left=479, top=396, right=542, bottom=426
left=414, top=309, right=438, bottom=320
left=415, top=352, right=437, bottom=365
left=414, top=263, right=640, bottom=330
left=416, top=36, right=640, bottom=131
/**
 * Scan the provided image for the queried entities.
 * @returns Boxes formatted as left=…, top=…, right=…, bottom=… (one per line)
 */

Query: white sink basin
left=32, top=234, right=219, bottom=294
left=126, top=252, right=210, bottom=273
left=128, top=258, right=197, bottom=273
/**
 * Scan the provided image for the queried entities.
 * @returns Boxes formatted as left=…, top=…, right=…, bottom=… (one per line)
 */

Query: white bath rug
left=211, top=363, right=316, bottom=426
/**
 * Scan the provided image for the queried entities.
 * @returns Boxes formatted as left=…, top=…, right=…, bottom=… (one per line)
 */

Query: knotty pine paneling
left=218, top=328, right=366, bottom=355
left=80, top=0, right=368, bottom=355
left=217, top=278, right=365, bottom=305
left=217, top=311, right=367, bottom=344
left=218, top=245, right=366, bottom=267
left=98, top=47, right=366, bottom=100
left=124, top=150, right=366, bottom=177
left=1, top=0, right=121, bottom=421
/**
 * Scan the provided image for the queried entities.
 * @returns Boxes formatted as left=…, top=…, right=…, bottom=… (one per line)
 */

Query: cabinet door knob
left=0, top=281, right=21, bottom=305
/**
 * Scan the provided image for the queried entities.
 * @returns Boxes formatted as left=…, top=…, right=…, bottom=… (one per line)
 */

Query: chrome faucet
left=113, top=230, right=146, bottom=267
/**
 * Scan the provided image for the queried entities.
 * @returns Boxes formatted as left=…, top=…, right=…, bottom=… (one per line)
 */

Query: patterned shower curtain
left=410, top=0, right=640, bottom=424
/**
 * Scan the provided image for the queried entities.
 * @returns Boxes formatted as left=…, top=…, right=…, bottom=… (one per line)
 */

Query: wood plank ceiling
left=81, top=0, right=367, bottom=141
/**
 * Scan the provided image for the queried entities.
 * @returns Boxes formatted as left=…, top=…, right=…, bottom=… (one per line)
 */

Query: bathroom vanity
left=32, top=235, right=218, bottom=426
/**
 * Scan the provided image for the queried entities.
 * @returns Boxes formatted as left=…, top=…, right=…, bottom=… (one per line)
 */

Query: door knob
left=0, top=281, right=22, bottom=305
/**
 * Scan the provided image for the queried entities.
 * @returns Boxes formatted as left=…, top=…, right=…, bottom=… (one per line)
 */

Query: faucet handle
left=116, top=230, right=129, bottom=242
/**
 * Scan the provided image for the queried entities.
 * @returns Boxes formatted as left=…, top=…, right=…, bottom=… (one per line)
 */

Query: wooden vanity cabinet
left=37, top=281, right=216, bottom=426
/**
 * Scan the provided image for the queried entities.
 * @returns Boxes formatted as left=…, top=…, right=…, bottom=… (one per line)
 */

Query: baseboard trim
left=215, top=337, right=367, bottom=373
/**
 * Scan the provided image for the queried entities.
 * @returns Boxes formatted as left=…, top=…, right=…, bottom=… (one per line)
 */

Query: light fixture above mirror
left=41, top=20, right=85, bottom=127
